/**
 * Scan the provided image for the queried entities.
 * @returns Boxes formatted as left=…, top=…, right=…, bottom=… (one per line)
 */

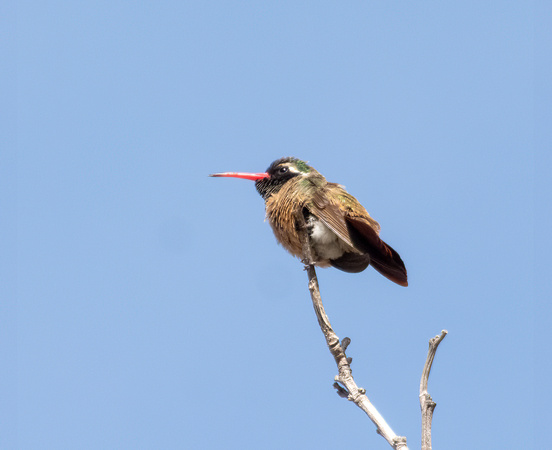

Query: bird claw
left=301, top=257, right=314, bottom=266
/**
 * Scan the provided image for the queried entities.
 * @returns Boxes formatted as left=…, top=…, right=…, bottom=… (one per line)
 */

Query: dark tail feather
left=345, top=216, right=408, bottom=286
left=369, top=241, right=408, bottom=287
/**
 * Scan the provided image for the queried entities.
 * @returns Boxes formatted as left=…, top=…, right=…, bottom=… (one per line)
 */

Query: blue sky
left=4, top=1, right=550, bottom=449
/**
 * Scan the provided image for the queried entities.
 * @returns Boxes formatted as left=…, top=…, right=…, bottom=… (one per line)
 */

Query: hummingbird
left=210, top=157, right=407, bottom=286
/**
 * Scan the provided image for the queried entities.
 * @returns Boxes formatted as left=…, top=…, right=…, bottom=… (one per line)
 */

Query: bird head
left=210, top=157, right=315, bottom=199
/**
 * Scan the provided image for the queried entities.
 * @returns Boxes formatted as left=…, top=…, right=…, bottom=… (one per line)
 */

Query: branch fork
left=298, top=216, right=446, bottom=450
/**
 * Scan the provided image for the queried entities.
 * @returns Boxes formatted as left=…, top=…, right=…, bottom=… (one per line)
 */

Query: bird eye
left=278, top=167, right=289, bottom=174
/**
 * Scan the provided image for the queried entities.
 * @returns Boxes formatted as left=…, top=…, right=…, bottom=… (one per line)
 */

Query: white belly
left=308, top=217, right=349, bottom=260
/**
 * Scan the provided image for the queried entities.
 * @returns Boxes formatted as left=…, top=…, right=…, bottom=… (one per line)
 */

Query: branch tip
left=420, top=330, right=447, bottom=450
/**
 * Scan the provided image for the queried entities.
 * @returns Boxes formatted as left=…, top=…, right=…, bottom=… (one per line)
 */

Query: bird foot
left=301, top=257, right=314, bottom=266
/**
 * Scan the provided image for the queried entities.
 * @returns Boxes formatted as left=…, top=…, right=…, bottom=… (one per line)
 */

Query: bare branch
left=298, top=215, right=409, bottom=450
left=419, top=330, right=447, bottom=450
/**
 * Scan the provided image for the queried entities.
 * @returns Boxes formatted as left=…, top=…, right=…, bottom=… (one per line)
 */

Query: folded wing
left=308, top=184, right=408, bottom=286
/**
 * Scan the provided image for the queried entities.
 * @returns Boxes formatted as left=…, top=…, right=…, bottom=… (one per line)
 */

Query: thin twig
left=419, top=330, right=447, bottom=450
left=298, top=215, right=409, bottom=450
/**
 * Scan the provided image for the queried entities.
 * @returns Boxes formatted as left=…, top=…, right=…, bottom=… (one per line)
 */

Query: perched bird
left=210, top=157, right=407, bottom=286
